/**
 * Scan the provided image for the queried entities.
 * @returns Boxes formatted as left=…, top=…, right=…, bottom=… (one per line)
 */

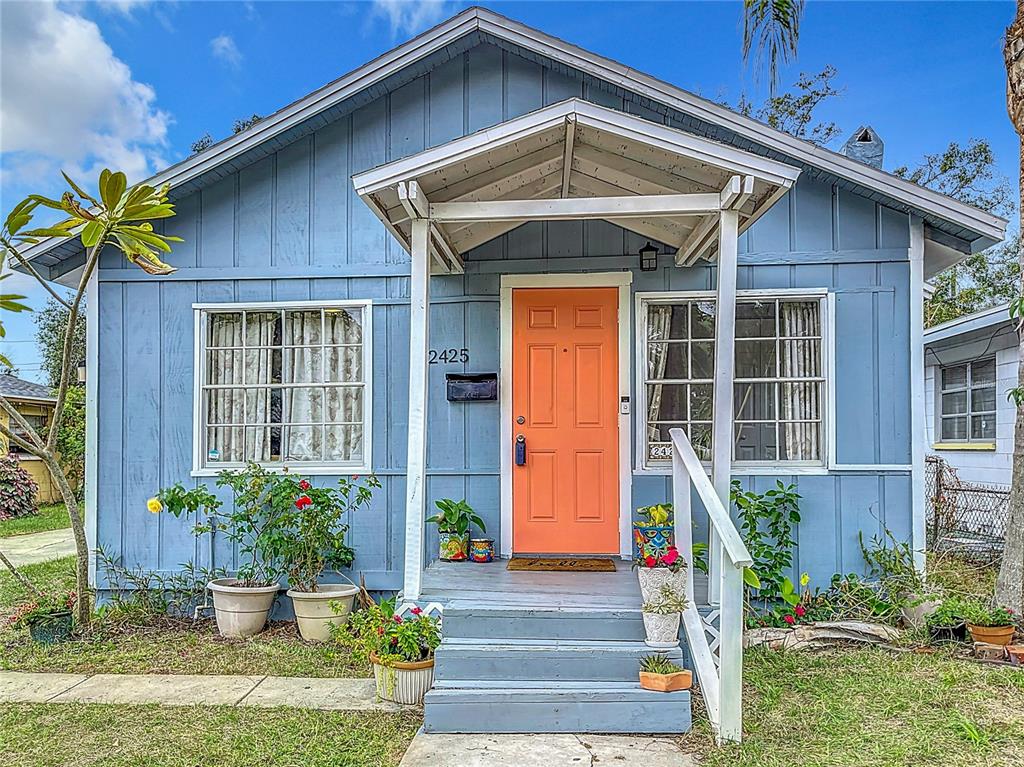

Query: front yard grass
left=1, top=556, right=368, bottom=678
left=0, top=503, right=70, bottom=538
left=1, top=704, right=420, bottom=767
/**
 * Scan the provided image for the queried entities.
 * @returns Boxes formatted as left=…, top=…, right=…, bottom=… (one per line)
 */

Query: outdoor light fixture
left=638, top=241, right=658, bottom=271
left=76, top=362, right=86, bottom=384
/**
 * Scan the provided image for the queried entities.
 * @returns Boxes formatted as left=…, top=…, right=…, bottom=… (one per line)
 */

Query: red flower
left=393, top=614, right=403, bottom=624
left=295, top=495, right=312, bottom=510
left=410, top=607, right=423, bottom=616
left=662, top=547, right=680, bottom=566
left=377, top=627, right=384, bottom=636
left=783, top=614, right=795, bottom=625
left=352, top=475, right=360, bottom=480
left=644, top=555, right=657, bottom=568
left=794, top=605, right=806, bottom=618
left=298, top=480, right=311, bottom=491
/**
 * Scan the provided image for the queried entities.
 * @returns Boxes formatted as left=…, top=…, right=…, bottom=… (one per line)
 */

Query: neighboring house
left=14, top=7, right=1007, bottom=739
left=924, top=304, right=1016, bottom=486
left=0, top=373, right=60, bottom=503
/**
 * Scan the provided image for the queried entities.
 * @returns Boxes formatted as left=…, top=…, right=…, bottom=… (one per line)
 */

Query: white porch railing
left=669, top=427, right=753, bottom=744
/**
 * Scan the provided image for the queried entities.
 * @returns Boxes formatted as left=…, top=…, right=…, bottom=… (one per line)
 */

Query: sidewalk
left=0, top=671, right=400, bottom=711
left=1, top=528, right=75, bottom=567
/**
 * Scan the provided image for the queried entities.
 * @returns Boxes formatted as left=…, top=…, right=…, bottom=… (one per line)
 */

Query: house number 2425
left=428, top=347, right=469, bottom=364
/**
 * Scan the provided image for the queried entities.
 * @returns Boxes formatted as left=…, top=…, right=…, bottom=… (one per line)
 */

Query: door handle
left=515, top=434, right=526, bottom=466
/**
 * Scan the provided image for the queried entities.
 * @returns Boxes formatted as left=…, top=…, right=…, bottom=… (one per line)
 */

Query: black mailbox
left=446, top=373, right=498, bottom=402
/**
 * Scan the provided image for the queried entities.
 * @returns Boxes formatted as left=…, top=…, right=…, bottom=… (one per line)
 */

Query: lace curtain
left=779, top=301, right=821, bottom=460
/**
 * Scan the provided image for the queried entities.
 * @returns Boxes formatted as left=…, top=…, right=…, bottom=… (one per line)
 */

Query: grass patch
left=0, top=503, right=70, bottom=538
left=0, top=556, right=368, bottom=678
left=0, top=703, right=420, bottom=767
left=682, top=646, right=1024, bottom=767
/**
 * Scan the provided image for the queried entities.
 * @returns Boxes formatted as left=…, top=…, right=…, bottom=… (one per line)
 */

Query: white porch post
left=403, top=219, right=431, bottom=602
left=909, top=218, right=926, bottom=571
left=710, top=209, right=739, bottom=605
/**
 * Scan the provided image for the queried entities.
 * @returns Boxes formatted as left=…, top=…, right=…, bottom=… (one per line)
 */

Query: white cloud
left=210, top=33, right=243, bottom=69
left=95, top=0, right=156, bottom=16
left=0, top=1, right=170, bottom=189
left=371, top=0, right=454, bottom=37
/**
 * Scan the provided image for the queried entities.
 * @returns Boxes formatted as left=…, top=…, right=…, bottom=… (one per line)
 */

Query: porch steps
left=423, top=603, right=692, bottom=735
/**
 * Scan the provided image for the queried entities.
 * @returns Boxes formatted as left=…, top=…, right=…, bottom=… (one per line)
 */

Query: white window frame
left=936, top=357, right=996, bottom=444
left=191, top=299, right=373, bottom=476
left=635, top=288, right=832, bottom=475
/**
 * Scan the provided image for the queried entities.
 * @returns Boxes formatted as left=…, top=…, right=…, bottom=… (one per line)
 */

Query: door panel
left=512, top=287, right=619, bottom=554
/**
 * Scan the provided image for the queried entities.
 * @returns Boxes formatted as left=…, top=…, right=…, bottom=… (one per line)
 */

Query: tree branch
left=0, top=238, right=72, bottom=310
left=0, top=547, right=42, bottom=597
left=0, top=395, right=46, bottom=456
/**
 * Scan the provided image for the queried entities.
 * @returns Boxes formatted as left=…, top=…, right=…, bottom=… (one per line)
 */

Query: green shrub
left=639, top=655, right=684, bottom=674
left=0, top=454, right=38, bottom=520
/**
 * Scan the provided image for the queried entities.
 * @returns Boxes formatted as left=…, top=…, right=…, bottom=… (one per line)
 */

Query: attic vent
left=841, top=125, right=884, bottom=170
left=856, top=129, right=873, bottom=143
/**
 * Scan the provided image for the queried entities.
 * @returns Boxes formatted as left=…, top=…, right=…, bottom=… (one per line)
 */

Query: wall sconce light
left=76, top=362, right=86, bottom=384
left=639, top=241, right=658, bottom=272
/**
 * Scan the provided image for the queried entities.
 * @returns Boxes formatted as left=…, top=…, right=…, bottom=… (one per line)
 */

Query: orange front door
left=512, top=287, right=620, bottom=555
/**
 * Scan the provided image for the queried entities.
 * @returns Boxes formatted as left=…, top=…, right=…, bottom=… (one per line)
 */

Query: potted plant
left=8, top=591, right=77, bottom=645
left=925, top=596, right=969, bottom=643
left=343, top=596, right=440, bottom=705
left=638, top=654, right=692, bottom=692
left=641, top=583, right=688, bottom=648
left=426, top=499, right=485, bottom=561
left=901, top=592, right=943, bottom=631
left=635, top=544, right=687, bottom=605
left=962, top=601, right=1017, bottom=646
left=633, top=503, right=673, bottom=561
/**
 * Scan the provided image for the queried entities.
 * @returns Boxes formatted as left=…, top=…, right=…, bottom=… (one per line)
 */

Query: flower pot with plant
left=426, top=499, right=485, bottom=562
left=635, top=545, right=687, bottom=605
left=925, top=596, right=969, bottom=643
left=259, top=474, right=380, bottom=641
left=9, top=591, right=78, bottom=645
left=634, top=503, right=674, bottom=561
left=962, top=601, right=1017, bottom=646
left=343, top=596, right=440, bottom=704
left=638, top=654, right=692, bottom=692
left=641, top=583, right=688, bottom=648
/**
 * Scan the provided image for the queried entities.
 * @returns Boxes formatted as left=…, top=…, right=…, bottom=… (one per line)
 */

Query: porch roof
left=352, top=99, right=801, bottom=270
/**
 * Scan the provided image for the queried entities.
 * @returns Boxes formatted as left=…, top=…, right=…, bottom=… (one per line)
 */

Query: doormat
left=507, top=557, right=616, bottom=573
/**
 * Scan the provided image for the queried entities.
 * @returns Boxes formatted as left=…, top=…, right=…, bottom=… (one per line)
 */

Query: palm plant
left=741, top=0, right=805, bottom=93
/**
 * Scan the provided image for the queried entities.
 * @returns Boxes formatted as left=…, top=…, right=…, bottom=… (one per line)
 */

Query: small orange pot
left=967, top=623, right=1016, bottom=646
left=1006, top=644, right=1024, bottom=665
left=639, top=669, right=692, bottom=692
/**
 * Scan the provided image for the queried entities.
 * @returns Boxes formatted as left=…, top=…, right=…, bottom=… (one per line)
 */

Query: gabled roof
left=16, top=6, right=1006, bottom=277
left=0, top=374, right=56, bottom=403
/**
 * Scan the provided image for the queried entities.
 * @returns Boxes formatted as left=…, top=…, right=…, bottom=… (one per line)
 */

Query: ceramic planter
left=370, top=653, right=435, bottom=705
left=901, top=595, right=941, bottom=630
left=207, top=578, right=279, bottom=638
left=928, top=622, right=967, bottom=644
left=642, top=611, right=681, bottom=648
left=438, top=531, right=470, bottom=561
left=639, top=669, right=692, bottom=692
left=287, top=582, right=359, bottom=642
left=967, top=623, right=1016, bottom=646
left=26, top=611, right=73, bottom=645
left=637, top=567, right=687, bottom=606
left=469, top=538, right=494, bottom=563
left=633, top=524, right=674, bottom=561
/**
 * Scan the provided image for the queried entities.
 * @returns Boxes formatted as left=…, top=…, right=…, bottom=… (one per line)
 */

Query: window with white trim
left=640, top=293, right=826, bottom=468
left=938, top=358, right=995, bottom=442
left=197, top=303, right=371, bottom=470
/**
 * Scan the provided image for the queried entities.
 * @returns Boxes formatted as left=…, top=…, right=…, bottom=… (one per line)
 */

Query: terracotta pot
left=967, top=623, right=1016, bottom=646
left=207, top=578, right=279, bottom=638
left=1006, top=644, right=1024, bottom=665
left=639, top=669, right=692, bottom=692
left=370, top=652, right=435, bottom=705
left=637, top=567, right=687, bottom=605
left=287, top=582, right=358, bottom=642
left=642, top=611, right=681, bottom=648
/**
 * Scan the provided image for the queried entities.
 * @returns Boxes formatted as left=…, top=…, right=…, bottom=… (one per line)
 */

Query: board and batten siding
left=92, top=43, right=913, bottom=592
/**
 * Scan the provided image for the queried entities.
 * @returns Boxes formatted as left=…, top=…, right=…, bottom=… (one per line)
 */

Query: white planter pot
left=371, top=655, right=435, bottom=705
left=901, top=595, right=942, bottom=631
left=287, top=583, right=359, bottom=642
left=637, top=567, right=688, bottom=606
left=207, top=578, right=279, bottom=638
left=642, top=611, right=681, bottom=648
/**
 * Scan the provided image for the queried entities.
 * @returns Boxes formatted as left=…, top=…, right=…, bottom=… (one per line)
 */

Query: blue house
left=18, top=7, right=1007, bottom=741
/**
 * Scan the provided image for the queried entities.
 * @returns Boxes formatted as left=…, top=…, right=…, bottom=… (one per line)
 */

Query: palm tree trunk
left=996, top=2, right=1024, bottom=612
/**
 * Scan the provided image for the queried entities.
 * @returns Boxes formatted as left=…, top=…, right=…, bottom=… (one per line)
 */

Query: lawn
left=0, top=503, right=70, bottom=538
left=0, top=556, right=368, bottom=678
left=0, top=704, right=421, bottom=767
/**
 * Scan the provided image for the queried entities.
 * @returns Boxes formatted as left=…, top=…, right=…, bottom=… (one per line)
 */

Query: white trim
left=909, top=220, right=927, bottom=571
left=498, top=272, right=634, bottom=559
left=427, top=192, right=723, bottom=224
left=924, top=302, right=1012, bottom=345
left=189, top=299, right=374, bottom=476
left=84, top=269, right=99, bottom=587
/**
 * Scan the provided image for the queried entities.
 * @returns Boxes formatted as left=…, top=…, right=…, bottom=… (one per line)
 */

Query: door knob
left=515, top=434, right=526, bottom=466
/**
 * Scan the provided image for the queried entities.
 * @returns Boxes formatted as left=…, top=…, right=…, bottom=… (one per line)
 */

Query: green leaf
left=62, top=170, right=99, bottom=206
left=742, top=567, right=761, bottom=589
left=80, top=220, right=105, bottom=247
left=100, top=170, right=127, bottom=210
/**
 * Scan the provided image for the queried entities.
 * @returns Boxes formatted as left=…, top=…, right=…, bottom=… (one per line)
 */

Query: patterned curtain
left=779, top=302, right=820, bottom=460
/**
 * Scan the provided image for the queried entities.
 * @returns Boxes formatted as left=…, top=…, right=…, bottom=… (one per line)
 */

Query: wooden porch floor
left=420, top=559, right=709, bottom=608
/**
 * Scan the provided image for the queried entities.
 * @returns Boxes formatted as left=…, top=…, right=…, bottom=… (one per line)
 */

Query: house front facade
left=0, top=373, right=61, bottom=504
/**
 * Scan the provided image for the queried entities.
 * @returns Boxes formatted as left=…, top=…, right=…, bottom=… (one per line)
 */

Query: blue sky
left=0, top=0, right=1018, bottom=381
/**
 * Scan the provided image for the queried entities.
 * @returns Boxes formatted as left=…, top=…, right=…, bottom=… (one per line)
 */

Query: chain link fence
left=925, top=455, right=1009, bottom=562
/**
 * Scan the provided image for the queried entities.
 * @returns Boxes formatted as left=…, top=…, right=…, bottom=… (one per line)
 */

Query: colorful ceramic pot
left=438, top=531, right=470, bottom=561
left=633, top=524, right=674, bottom=561
left=469, top=538, right=494, bottom=563
left=27, top=611, right=73, bottom=645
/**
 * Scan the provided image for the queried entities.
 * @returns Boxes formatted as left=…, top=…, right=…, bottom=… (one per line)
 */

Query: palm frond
left=742, top=0, right=805, bottom=94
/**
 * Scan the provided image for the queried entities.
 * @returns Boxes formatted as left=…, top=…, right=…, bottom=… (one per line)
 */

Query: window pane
left=734, top=423, right=777, bottom=461
left=780, top=340, right=821, bottom=378
left=690, top=302, right=715, bottom=338
left=285, top=347, right=323, bottom=384
left=646, top=384, right=687, bottom=422
left=285, top=310, right=322, bottom=345
left=736, top=339, right=776, bottom=378
left=206, top=427, right=244, bottom=463
left=285, top=387, right=323, bottom=423
left=245, top=426, right=281, bottom=462
left=207, top=389, right=244, bottom=425
left=284, top=426, right=323, bottom=462
left=972, top=359, right=995, bottom=385
left=647, top=304, right=688, bottom=341
left=971, top=386, right=996, bottom=413
left=736, top=301, right=775, bottom=338
left=941, top=391, right=967, bottom=415
left=208, top=350, right=244, bottom=386
left=645, top=422, right=682, bottom=463
left=779, top=301, right=820, bottom=337
left=326, top=425, right=364, bottom=462
left=208, top=313, right=242, bottom=347
left=245, top=312, right=281, bottom=346
left=941, top=365, right=967, bottom=390
left=326, top=387, right=363, bottom=423
left=688, top=423, right=713, bottom=461
left=647, top=342, right=687, bottom=380
left=941, top=416, right=967, bottom=441
left=325, top=307, right=362, bottom=344
left=326, top=346, right=363, bottom=383
left=690, top=383, right=713, bottom=421
left=244, top=349, right=282, bottom=385
left=780, top=382, right=822, bottom=421
left=971, top=414, right=995, bottom=440
left=735, top=382, right=776, bottom=420
left=691, top=342, right=714, bottom=378
left=779, top=422, right=821, bottom=461
left=245, top=388, right=281, bottom=425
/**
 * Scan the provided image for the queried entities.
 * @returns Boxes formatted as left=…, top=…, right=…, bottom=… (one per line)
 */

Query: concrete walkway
left=0, top=671, right=400, bottom=711
left=399, top=732, right=694, bottom=766
left=1, top=528, right=75, bottom=567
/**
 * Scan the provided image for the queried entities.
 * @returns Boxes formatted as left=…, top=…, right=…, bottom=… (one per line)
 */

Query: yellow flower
left=147, top=497, right=163, bottom=514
